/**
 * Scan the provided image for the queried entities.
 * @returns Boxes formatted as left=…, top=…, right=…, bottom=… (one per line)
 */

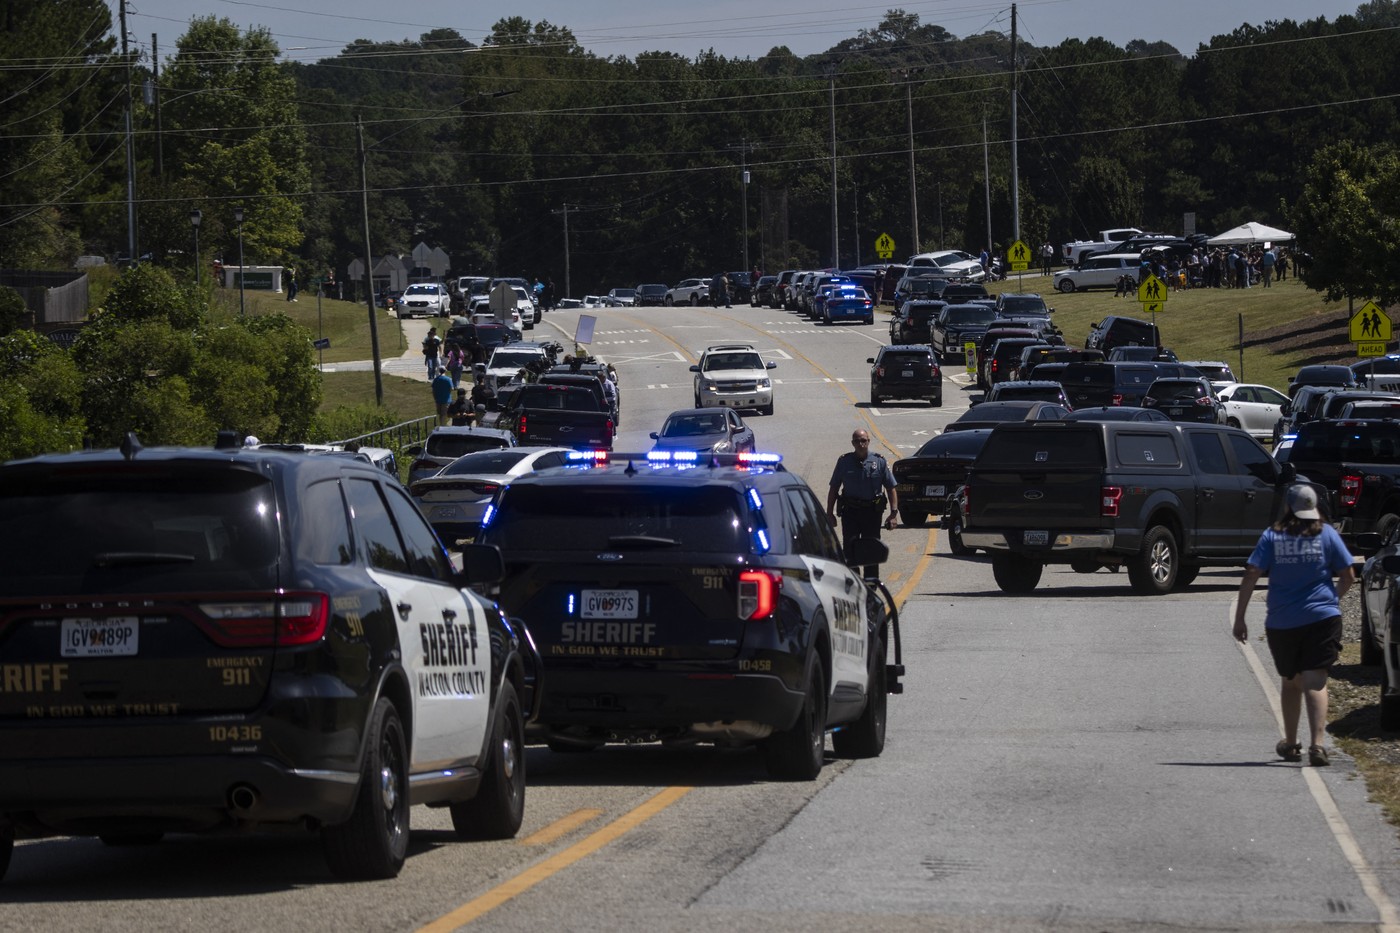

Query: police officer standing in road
left=826, top=428, right=899, bottom=577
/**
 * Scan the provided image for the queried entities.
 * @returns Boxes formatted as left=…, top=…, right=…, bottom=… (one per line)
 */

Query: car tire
left=899, top=507, right=924, bottom=527
left=1378, top=513, right=1400, bottom=543
left=1173, top=562, right=1201, bottom=590
left=761, top=401, right=774, bottom=416
left=1227, top=417, right=1242, bottom=429
left=831, top=630, right=886, bottom=759
left=870, top=389, right=880, bottom=405
left=1056, top=279, right=1076, bottom=293
left=664, top=296, right=674, bottom=306
left=1128, top=525, right=1178, bottom=595
left=1362, top=601, right=1384, bottom=666
left=946, top=509, right=973, bottom=556
left=450, top=681, right=526, bottom=840
left=690, top=294, right=699, bottom=306
left=1383, top=685, right=1400, bottom=731
left=322, top=697, right=410, bottom=880
left=764, top=652, right=827, bottom=780
left=929, top=394, right=942, bottom=407
left=991, top=554, right=1042, bottom=593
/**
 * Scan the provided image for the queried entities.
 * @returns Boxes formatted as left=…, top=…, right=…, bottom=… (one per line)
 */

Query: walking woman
left=1233, top=485, right=1354, bottom=766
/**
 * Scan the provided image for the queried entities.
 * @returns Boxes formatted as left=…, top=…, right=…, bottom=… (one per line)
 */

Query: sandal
left=1276, top=740, right=1303, bottom=762
left=1309, top=745, right=1330, bottom=767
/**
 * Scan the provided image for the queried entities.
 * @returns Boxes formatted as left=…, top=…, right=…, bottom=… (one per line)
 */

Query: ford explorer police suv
left=0, top=436, right=540, bottom=881
left=476, top=450, right=902, bottom=780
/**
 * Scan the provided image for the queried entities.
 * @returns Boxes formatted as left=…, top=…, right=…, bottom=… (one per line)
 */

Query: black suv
left=476, top=451, right=902, bottom=780
left=869, top=344, right=942, bottom=406
left=1142, top=377, right=1225, bottom=424
left=888, top=299, right=946, bottom=345
left=1085, top=315, right=1160, bottom=353
left=0, top=438, right=539, bottom=881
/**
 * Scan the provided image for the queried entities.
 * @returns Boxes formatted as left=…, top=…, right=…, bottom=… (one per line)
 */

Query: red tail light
left=876, top=366, right=886, bottom=378
left=197, top=592, right=330, bottom=647
left=738, top=570, right=781, bottom=620
left=606, top=418, right=615, bottom=442
left=1194, top=397, right=1214, bottom=407
left=1340, top=473, right=1362, bottom=508
left=1111, top=393, right=1124, bottom=406
left=1101, top=486, right=1123, bottom=517
left=518, top=413, right=527, bottom=436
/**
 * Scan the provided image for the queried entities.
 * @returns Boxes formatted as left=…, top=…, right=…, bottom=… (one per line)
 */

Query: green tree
left=0, top=329, right=86, bottom=459
left=1288, top=141, right=1400, bottom=306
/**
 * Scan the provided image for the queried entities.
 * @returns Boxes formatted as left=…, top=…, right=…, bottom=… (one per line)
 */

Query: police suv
left=476, top=450, right=902, bottom=779
left=0, top=437, right=539, bottom=881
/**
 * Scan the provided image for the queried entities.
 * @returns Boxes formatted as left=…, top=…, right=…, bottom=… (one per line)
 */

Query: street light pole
left=823, top=61, right=841, bottom=270
left=234, top=205, right=245, bottom=316
left=190, top=209, right=202, bottom=287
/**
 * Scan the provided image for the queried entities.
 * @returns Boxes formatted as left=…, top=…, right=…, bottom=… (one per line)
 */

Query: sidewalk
left=320, top=317, right=436, bottom=382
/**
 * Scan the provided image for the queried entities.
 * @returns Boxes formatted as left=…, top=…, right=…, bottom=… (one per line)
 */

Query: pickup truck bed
left=495, top=383, right=614, bottom=451
left=1285, top=419, right=1400, bottom=547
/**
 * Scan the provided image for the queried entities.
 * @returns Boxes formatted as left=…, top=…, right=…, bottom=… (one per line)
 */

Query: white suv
left=1052, top=253, right=1141, bottom=293
left=399, top=282, right=451, bottom=318
left=665, top=278, right=711, bottom=306
left=690, top=343, right=777, bottom=415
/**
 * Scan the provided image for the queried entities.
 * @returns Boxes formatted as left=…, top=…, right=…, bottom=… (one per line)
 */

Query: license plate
left=1168, top=407, right=1184, bottom=416
left=581, top=589, right=639, bottom=619
left=901, top=369, right=914, bottom=377
left=924, top=484, right=945, bottom=497
left=430, top=504, right=461, bottom=519
left=61, top=617, right=139, bottom=657
left=1023, top=531, right=1049, bottom=546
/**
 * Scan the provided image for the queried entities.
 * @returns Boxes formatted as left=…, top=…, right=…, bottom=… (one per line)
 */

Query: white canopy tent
left=1206, top=221, right=1295, bottom=246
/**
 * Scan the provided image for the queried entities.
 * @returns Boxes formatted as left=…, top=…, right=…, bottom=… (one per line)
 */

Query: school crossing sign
left=1350, top=300, right=1393, bottom=357
left=1007, top=240, right=1031, bottom=272
left=874, top=233, right=896, bottom=259
left=1137, top=273, right=1168, bottom=316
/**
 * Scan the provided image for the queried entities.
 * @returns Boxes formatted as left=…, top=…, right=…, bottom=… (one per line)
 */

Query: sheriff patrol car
left=476, top=450, right=902, bottom=779
left=0, top=437, right=540, bottom=881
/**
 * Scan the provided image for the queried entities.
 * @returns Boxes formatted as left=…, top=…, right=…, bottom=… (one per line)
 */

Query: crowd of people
left=1113, top=244, right=1294, bottom=296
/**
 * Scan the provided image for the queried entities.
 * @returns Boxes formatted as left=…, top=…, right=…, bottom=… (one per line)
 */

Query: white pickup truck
left=1060, top=227, right=1143, bottom=265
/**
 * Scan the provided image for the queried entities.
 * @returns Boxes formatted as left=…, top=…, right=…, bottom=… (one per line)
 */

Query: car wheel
left=690, top=294, right=699, bottom=306
left=899, top=507, right=925, bottom=527
left=1227, top=417, right=1242, bottom=429
left=1383, top=684, right=1400, bottom=731
left=664, top=296, right=674, bottom=306
left=1362, top=599, right=1384, bottom=666
left=764, top=652, right=826, bottom=780
left=1173, top=562, right=1201, bottom=590
left=761, top=401, right=774, bottom=416
left=992, top=554, right=1042, bottom=593
left=322, top=697, right=410, bottom=879
left=1378, top=513, right=1400, bottom=543
left=450, top=681, right=526, bottom=840
left=946, top=509, right=974, bottom=556
left=1128, top=525, right=1178, bottom=595
left=1056, top=279, right=1076, bottom=293
left=870, top=389, right=881, bottom=405
left=929, top=394, right=942, bottom=407
left=831, top=630, right=886, bottom=759
left=694, top=391, right=702, bottom=408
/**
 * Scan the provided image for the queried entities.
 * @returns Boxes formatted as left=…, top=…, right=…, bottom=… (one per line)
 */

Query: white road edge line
left=1231, top=595, right=1400, bottom=930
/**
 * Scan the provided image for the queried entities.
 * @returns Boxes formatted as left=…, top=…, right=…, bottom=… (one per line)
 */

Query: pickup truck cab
left=1286, top=418, right=1400, bottom=547
left=960, top=420, right=1306, bottom=595
left=495, top=383, right=615, bottom=451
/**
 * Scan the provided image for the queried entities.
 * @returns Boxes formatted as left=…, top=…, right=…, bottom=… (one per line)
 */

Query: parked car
left=943, top=400, right=1070, bottom=432
left=751, top=275, right=779, bottom=307
left=890, top=299, right=947, bottom=345
left=635, top=284, right=669, bottom=306
left=605, top=287, right=637, bottom=306
left=1085, top=315, right=1160, bottom=352
left=908, top=249, right=986, bottom=281
left=1287, top=363, right=1359, bottom=399
left=1215, top=383, right=1290, bottom=440
left=649, top=407, right=756, bottom=454
left=1358, top=531, right=1400, bottom=726
left=1063, top=406, right=1171, bottom=424
left=666, top=278, right=711, bottom=306
left=982, top=379, right=1073, bottom=409
left=868, top=345, right=942, bottom=406
left=1052, top=253, right=1141, bottom=293
left=1108, top=345, right=1178, bottom=363
left=1180, top=360, right=1236, bottom=387
left=930, top=301, right=999, bottom=362
left=405, top=426, right=516, bottom=485
left=410, top=446, right=574, bottom=543
left=1141, top=377, right=1227, bottom=424
left=892, top=428, right=993, bottom=527
left=892, top=272, right=952, bottom=307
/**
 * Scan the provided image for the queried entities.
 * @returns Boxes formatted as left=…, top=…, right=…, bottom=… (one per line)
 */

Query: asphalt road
left=6, top=302, right=1400, bottom=932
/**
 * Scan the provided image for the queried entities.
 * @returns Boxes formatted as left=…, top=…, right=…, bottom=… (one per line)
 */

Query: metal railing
left=328, top=415, right=438, bottom=452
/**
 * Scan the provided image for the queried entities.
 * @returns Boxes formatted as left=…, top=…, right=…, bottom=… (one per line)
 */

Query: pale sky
left=112, top=0, right=1367, bottom=65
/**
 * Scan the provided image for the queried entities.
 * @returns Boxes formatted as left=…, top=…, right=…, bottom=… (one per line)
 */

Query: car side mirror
left=766, top=361, right=777, bottom=369
left=457, top=543, right=504, bottom=586
left=649, top=432, right=659, bottom=439
left=689, top=365, right=700, bottom=373
left=1278, top=461, right=1297, bottom=485
left=866, top=357, right=876, bottom=364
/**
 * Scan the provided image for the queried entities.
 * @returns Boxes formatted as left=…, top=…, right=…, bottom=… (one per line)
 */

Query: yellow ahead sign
left=1007, top=239, right=1031, bottom=271
left=1137, top=274, right=1168, bottom=304
left=1350, top=300, right=1392, bottom=342
left=874, top=233, right=896, bottom=259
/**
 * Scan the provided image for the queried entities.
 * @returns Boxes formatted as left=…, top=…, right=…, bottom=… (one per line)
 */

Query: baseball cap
left=1287, top=484, right=1321, bottom=520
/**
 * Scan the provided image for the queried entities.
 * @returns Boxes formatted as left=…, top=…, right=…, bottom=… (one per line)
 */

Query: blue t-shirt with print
left=1248, top=523, right=1353, bottom=630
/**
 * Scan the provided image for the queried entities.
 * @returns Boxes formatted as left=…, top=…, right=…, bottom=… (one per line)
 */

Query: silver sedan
left=1216, top=382, right=1289, bottom=440
left=410, top=446, right=574, bottom=544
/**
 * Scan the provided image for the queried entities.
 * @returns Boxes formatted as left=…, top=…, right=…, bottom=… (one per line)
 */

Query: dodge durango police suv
left=476, top=450, right=902, bottom=780
left=0, top=436, right=539, bottom=881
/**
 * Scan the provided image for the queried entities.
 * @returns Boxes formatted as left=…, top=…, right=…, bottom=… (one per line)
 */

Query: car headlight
left=703, top=380, right=718, bottom=392
left=758, top=378, right=771, bottom=389
left=712, top=440, right=732, bottom=452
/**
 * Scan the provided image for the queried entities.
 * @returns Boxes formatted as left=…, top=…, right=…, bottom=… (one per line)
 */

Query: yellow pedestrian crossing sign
left=1007, top=240, right=1031, bottom=272
left=1141, top=301, right=1164, bottom=315
left=1350, top=300, right=1392, bottom=342
left=1137, top=274, right=1168, bottom=304
left=875, top=233, right=896, bottom=259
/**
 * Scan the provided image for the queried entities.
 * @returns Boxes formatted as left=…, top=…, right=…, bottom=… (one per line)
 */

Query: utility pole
left=727, top=140, right=757, bottom=274
left=983, top=110, right=993, bottom=257
left=357, top=116, right=383, bottom=406
left=823, top=60, right=841, bottom=270
left=552, top=204, right=572, bottom=300
left=1010, top=3, right=1020, bottom=243
left=152, top=34, right=163, bottom=177
left=900, top=68, right=923, bottom=255
left=119, top=0, right=136, bottom=263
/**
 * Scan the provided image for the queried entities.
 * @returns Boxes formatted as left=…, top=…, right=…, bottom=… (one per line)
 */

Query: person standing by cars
left=1041, top=240, right=1054, bottom=275
left=1233, top=485, right=1355, bottom=767
left=432, top=367, right=455, bottom=425
left=826, top=429, right=899, bottom=577
left=423, top=326, right=442, bottom=379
